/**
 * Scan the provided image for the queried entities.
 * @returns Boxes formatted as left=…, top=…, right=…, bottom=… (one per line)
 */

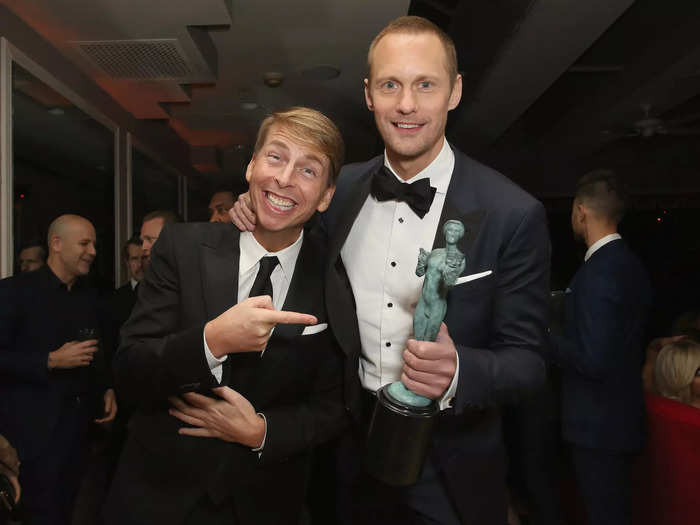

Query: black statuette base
left=364, top=384, right=439, bottom=486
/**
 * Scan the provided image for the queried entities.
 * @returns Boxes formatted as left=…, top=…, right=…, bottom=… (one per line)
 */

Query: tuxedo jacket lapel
left=432, top=150, right=486, bottom=277
left=200, top=227, right=240, bottom=320
left=273, top=236, right=322, bottom=341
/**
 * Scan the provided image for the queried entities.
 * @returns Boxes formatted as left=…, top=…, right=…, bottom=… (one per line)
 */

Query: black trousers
left=18, top=398, right=88, bottom=525
left=571, top=445, right=635, bottom=525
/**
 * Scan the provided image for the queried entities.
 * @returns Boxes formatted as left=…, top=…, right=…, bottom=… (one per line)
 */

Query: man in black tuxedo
left=111, top=235, right=144, bottom=334
left=232, top=17, right=550, bottom=525
left=549, top=170, right=652, bottom=525
left=103, top=107, right=348, bottom=525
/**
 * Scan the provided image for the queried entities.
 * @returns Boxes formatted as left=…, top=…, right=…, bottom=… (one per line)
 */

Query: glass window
left=131, top=146, right=179, bottom=233
left=12, top=62, right=115, bottom=287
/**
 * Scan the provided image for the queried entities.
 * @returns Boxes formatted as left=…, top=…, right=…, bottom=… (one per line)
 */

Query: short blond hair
left=655, top=339, right=700, bottom=404
left=254, top=107, right=345, bottom=185
left=367, top=16, right=458, bottom=85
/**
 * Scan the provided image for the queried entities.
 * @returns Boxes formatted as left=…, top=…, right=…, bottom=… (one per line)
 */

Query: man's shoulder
left=336, top=155, right=382, bottom=191
left=160, top=222, right=237, bottom=248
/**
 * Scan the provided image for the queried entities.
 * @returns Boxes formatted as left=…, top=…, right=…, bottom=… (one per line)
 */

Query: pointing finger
left=261, top=309, right=318, bottom=326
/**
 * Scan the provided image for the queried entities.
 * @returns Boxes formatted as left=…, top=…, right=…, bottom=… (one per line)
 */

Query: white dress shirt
left=203, top=230, right=304, bottom=380
left=584, top=233, right=621, bottom=262
left=341, top=138, right=459, bottom=410
left=130, top=278, right=138, bottom=291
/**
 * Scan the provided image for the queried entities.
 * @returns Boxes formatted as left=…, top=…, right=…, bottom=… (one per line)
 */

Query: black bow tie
left=370, top=166, right=437, bottom=219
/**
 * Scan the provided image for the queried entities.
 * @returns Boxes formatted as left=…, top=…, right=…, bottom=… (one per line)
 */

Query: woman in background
left=654, top=339, right=700, bottom=409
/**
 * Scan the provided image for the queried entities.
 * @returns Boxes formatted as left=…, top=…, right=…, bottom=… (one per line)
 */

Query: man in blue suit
left=550, top=170, right=652, bottom=525
left=232, top=16, right=550, bottom=524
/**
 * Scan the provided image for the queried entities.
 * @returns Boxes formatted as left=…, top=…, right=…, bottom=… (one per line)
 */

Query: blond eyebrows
left=367, top=16, right=458, bottom=85
left=254, top=107, right=345, bottom=185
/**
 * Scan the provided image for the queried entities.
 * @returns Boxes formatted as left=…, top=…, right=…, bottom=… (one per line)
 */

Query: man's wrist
left=47, top=351, right=56, bottom=370
left=204, top=321, right=224, bottom=358
left=251, top=413, right=267, bottom=451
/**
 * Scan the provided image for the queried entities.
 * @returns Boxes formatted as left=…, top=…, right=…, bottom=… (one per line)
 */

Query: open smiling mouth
left=265, top=191, right=296, bottom=211
left=393, top=122, right=424, bottom=130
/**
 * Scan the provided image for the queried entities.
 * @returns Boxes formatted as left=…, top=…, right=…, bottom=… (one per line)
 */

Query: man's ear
left=245, top=155, right=256, bottom=183
left=448, top=74, right=463, bottom=111
left=50, top=236, right=61, bottom=253
left=364, top=78, right=374, bottom=111
left=316, top=184, right=336, bottom=213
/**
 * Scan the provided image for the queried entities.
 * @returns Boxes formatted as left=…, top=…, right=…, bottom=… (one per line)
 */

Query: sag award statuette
left=365, top=220, right=466, bottom=486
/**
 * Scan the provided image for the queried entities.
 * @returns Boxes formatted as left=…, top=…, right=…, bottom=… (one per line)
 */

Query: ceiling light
left=240, top=101, right=259, bottom=111
left=48, top=107, right=65, bottom=116
left=263, top=71, right=284, bottom=87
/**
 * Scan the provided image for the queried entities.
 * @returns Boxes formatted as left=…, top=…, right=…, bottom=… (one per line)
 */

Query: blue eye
left=382, top=80, right=397, bottom=90
left=419, top=81, right=432, bottom=89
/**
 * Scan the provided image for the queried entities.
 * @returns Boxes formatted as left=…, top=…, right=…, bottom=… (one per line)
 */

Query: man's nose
left=397, top=89, right=417, bottom=114
left=274, top=164, right=295, bottom=186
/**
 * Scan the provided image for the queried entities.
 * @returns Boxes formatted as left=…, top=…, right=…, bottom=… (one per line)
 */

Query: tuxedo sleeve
left=259, top=339, right=347, bottom=464
left=549, top=271, right=629, bottom=380
left=453, top=202, right=549, bottom=413
left=114, top=225, right=218, bottom=404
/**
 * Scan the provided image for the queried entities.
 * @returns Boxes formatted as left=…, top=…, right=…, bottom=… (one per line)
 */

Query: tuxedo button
left=398, top=217, right=404, bottom=224
left=385, top=342, right=391, bottom=347
left=387, top=302, right=393, bottom=308
left=390, top=261, right=396, bottom=267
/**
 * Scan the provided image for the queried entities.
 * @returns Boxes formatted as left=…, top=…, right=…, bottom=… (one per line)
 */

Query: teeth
left=267, top=192, right=295, bottom=208
left=397, top=123, right=420, bottom=129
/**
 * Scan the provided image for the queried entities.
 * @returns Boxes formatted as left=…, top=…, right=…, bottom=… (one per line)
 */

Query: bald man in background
left=0, top=214, right=117, bottom=525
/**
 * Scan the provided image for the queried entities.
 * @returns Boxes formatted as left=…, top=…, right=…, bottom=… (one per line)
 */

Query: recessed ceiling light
left=240, top=101, right=259, bottom=111
left=301, top=65, right=341, bottom=81
left=48, top=107, right=65, bottom=116
left=263, top=71, right=284, bottom=87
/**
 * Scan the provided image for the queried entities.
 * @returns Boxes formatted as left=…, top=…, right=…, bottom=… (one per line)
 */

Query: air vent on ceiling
left=72, top=39, right=194, bottom=80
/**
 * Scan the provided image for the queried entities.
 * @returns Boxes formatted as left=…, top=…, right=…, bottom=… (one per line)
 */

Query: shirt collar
left=585, top=233, right=622, bottom=261
left=383, top=137, right=454, bottom=194
left=130, top=278, right=138, bottom=290
left=239, top=230, right=304, bottom=281
left=42, top=264, right=84, bottom=291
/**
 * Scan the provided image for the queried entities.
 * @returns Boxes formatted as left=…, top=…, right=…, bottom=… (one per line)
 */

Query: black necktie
left=370, top=165, right=437, bottom=219
left=248, top=256, right=279, bottom=300
left=222, top=255, right=279, bottom=388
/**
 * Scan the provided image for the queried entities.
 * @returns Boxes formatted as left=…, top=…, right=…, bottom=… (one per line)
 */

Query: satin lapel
left=200, top=228, right=240, bottom=319
left=272, top=237, right=321, bottom=341
left=431, top=165, right=486, bottom=277
left=327, top=170, right=374, bottom=266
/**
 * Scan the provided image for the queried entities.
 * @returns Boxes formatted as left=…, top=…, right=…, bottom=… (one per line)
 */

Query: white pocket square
left=302, top=323, right=328, bottom=336
left=455, top=270, right=493, bottom=286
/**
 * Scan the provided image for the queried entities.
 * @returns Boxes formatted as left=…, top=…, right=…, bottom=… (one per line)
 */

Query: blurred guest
left=0, top=214, right=117, bottom=525
left=139, top=210, right=180, bottom=268
left=654, top=339, right=700, bottom=409
left=112, top=235, right=144, bottom=332
left=642, top=310, right=700, bottom=392
left=18, top=242, right=46, bottom=273
left=549, top=170, right=652, bottom=525
left=208, top=190, right=236, bottom=223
